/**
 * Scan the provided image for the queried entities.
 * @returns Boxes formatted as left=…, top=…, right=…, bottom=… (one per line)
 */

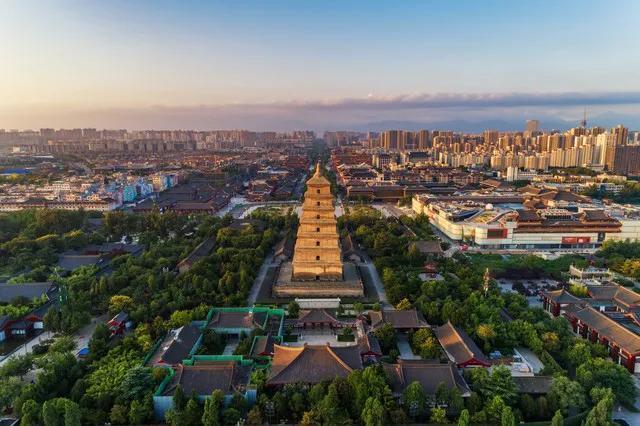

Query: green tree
left=373, top=323, right=396, bottom=352
left=361, top=397, right=385, bottom=426
left=476, top=323, right=497, bottom=352
left=109, top=405, right=129, bottom=425
left=108, top=295, right=134, bottom=315
left=485, top=366, right=518, bottom=405
left=42, top=399, right=60, bottom=426
left=501, top=406, right=515, bottom=426
left=184, top=398, right=203, bottom=426
left=88, top=323, right=111, bottom=361
left=222, top=407, right=241, bottom=425
left=246, top=405, right=263, bottom=425
left=0, top=377, right=22, bottom=412
left=120, top=367, right=154, bottom=402
left=584, top=390, right=614, bottom=426
left=576, top=358, right=636, bottom=407
left=202, top=389, right=224, bottom=426
left=316, top=383, right=350, bottom=424
left=20, top=399, right=40, bottom=426
left=403, top=381, right=427, bottom=418
left=549, top=376, right=586, bottom=414
left=169, top=310, right=192, bottom=328
left=287, top=300, right=300, bottom=318
left=63, top=400, right=81, bottom=426
left=0, top=354, right=33, bottom=379
left=173, top=385, right=187, bottom=412
left=551, top=410, right=564, bottom=426
left=485, top=396, right=507, bottom=424
left=518, top=394, right=537, bottom=420
left=430, top=407, right=448, bottom=424
left=49, top=336, right=76, bottom=353
left=395, top=298, right=412, bottom=310
left=129, top=394, right=154, bottom=425
left=457, top=409, right=470, bottom=426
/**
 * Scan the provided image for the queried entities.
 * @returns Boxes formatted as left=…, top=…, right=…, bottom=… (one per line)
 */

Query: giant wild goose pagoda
left=273, top=163, right=364, bottom=298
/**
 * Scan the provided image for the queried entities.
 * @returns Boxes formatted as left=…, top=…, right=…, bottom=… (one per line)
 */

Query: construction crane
left=579, top=107, right=587, bottom=128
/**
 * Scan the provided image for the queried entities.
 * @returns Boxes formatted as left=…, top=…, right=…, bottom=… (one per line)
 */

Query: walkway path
left=0, top=313, right=108, bottom=366
left=222, top=337, right=239, bottom=355
left=357, top=251, right=389, bottom=307
left=396, top=334, right=420, bottom=360
left=0, top=331, right=54, bottom=366
left=247, top=251, right=276, bottom=305
left=613, top=374, right=640, bottom=424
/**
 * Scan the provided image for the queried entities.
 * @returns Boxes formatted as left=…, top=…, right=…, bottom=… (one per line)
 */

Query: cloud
left=1, top=91, right=639, bottom=131
left=230, top=91, right=640, bottom=111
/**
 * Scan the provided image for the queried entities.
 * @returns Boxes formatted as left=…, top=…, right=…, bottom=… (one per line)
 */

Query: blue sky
left=1, top=0, right=639, bottom=130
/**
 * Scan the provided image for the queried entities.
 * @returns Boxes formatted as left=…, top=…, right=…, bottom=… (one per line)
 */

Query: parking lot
left=496, top=278, right=560, bottom=308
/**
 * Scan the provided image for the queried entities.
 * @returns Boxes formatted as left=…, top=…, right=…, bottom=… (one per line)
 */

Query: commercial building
left=415, top=193, right=624, bottom=250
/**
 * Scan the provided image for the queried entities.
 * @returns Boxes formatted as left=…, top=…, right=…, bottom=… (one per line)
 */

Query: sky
left=1, top=0, right=639, bottom=131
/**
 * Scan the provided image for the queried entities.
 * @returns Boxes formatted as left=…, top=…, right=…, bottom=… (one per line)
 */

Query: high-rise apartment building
left=612, top=145, right=640, bottom=176
left=417, top=130, right=431, bottom=149
left=483, top=130, right=499, bottom=145
left=525, top=120, right=540, bottom=133
left=612, top=125, right=629, bottom=146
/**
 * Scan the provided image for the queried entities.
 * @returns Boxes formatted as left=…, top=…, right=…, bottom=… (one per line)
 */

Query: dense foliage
left=336, top=208, right=637, bottom=423
left=0, top=209, right=102, bottom=279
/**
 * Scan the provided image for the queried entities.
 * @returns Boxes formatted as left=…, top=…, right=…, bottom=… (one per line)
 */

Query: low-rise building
left=434, top=321, right=490, bottom=368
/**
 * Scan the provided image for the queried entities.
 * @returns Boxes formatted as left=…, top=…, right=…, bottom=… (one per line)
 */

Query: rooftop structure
left=434, top=321, right=490, bottom=368
left=369, top=309, right=429, bottom=331
left=383, top=359, right=471, bottom=397
left=565, top=305, right=640, bottom=373
left=267, top=343, right=363, bottom=386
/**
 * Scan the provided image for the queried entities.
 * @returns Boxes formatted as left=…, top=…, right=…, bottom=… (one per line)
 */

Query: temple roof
left=267, top=343, right=362, bottom=385
left=383, top=359, right=471, bottom=396
left=433, top=321, right=490, bottom=366
left=370, top=309, right=429, bottom=330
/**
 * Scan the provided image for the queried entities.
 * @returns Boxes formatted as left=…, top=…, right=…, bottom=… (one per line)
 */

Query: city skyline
left=2, top=0, right=640, bottom=130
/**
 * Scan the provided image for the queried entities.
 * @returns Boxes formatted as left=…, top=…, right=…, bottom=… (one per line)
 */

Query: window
left=317, top=201, right=321, bottom=206
left=316, top=189, right=321, bottom=194
left=316, top=227, right=320, bottom=232
left=316, top=241, right=320, bottom=246
left=316, top=255, right=320, bottom=261
left=316, top=214, right=320, bottom=219
left=315, top=275, right=320, bottom=280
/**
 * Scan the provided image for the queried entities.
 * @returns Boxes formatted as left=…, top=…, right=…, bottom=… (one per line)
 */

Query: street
left=0, top=314, right=108, bottom=367
left=247, top=251, right=277, bottom=305
left=357, top=251, right=389, bottom=307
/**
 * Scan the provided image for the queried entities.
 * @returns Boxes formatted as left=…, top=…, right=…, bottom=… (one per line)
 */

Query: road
left=335, top=197, right=345, bottom=218
left=428, top=224, right=461, bottom=258
left=247, top=251, right=277, bottom=305
left=613, top=374, right=640, bottom=424
left=370, top=203, right=415, bottom=219
left=0, top=331, right=54, bottom=366
left=292, top=173, right=308, bottom=199
left=73, top=314, right=109, bottom=353
left=225, top=200, right=300, bottom=219
left=0, top=314, right=108, bottom=366
left=357, top=251, right=389, bottom=307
